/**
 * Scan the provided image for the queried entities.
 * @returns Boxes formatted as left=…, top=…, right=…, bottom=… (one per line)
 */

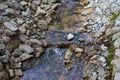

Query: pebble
left=35, top=47, right=44, bottom=57
left=98, top=56, right=106, bottom=63
left=115, top=49, right=120, bottom=58
left=9, top=69, right=14, bottom=78
left=95, top=7, right=102, bottom=16
left=75, top=53, right=82, bottom=58
left=75, top=48, right=83, bottom=53
left=5, top=8, right=14, bottom=14
left=19, top=35, right=28, bottom=42
left=20, top=53, right=33, bottom=61
left=29, top=39, right=42, bottom=46
left=3, top=22, right=17, bottom=31
left=65, top=49, right=72, bottom=60
left=34, top=7, right=46, bottom=16
left=67, top=33, right=74, bottom=40
left=19, top=44, right=33, bottom=53
left=15, top=69, right=23, bottom=76
left=101, top=44, right=108, bottom=51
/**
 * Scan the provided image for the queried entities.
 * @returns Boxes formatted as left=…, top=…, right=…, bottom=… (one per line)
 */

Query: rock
left=4, top=30, right=16, bottom=36
left=12, top=49, right=23, bottom=58
left=18, top=25, right=26, bottom=34
left=5, top=8, right=14, bottom=14
left=25, top=40, right=31, bottom=46
left=114, top=72, right=120, bottom=80
left=0, top=55, right=9, bottom=63
left=115, top=15, right=120, bottom=26
left=29, top=39, right=42, bottom=46
left=75, top=48, right=83, bottom=53
left=112, top=59, right=120, bottom=70
left=14, top=62, right=21, bottom=68
left=15, top=69, right=23, bottom=76
left=38, top=20, right=48, bottom=31
left=95, top=7, right=102, bottom=16
left=20, top=53, right=33, bottom=61
left=19, top=35, right=28, bottom=42
left=106, top=27, right=120, bottom=36
left=115, top=49, right=120, bottom=58
left=75, top=53, right=82, bottom=58
left=34, top=7, right=46, bottom=16
left=0, top=62, right=3, bottom=71
left=67, top=33, right=74, bottom=40
left=46, top=0, right=57, bottom=3
left=0, top=3, right=8, bottom=10
left=101, top=44, right=108, bottom=51
left=22, top=7, right=31, bottom=16
left=17, top=18, right=24, bottom=25
left=20, top=1, right=27, bottom=6
left=98, top=56, right=106, bottom=63
left=19, top=44, right=33, bottom=53
left=65, top=49, right=72, bottom=60
left=0, top=44, right=5, bottom=49
left=114, top=38, right=120, bottom=48
left=112, top=32, right=120, bottom=41
left=0, top=29, right=3, bottom=34
left=9, top=69, right=14, bottom=78
left=35, top=47, right=44, bottom=57
left=3, top=22, right=17, bottom=31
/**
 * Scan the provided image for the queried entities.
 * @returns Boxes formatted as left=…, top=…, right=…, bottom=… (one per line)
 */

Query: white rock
left=114, top=37, right=120, bottom=48
left=98, top=56, right=106, bottom=63
left=112, top=32, right=120, bottom=41
left=4, top=22, right=17, bottom=31
left=95, top=7, right=102, bottom=16
left=101, top=44, right=108, bottom=51
left=114, top=72, right=120, bottom=80
left=115, top=49, right=120, bottom=58
left=34, top=7, right=46, bottom=16
left=75, top=48, right=83, bottom=53
left=65, top=49, right=72, bottom=60
left=67, top=33, right=74, bottom=40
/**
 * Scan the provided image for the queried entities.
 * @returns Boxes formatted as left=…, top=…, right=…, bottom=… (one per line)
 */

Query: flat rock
left=112, top=32, right=120, bottom=41
left=3, top=22, right=17, bottom=31
left=19, top=44, right=33, bottom=53
left=115, top=72, right=120, bottom=80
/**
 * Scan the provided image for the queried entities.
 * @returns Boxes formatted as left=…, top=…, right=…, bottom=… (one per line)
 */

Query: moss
left=110, top=11, right=120, bottom=23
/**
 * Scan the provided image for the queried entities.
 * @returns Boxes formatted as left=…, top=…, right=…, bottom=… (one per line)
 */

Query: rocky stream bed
left=0, top=0, right=120, bottom=80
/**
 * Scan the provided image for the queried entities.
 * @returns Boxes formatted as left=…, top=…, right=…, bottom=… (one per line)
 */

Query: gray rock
left=4, top=30, right=16, bottom=36
left=19, top=44, right=33, bottom=53
left=3, top=22, right=17, bottom=31
left=12, top=49, right=23, bottom=58
left=95, top=7, right=102, bottom=16
left=115, top=49, right=120, bottom=58
left=115, top=15, right=120, bottom=26
left=46, top=0, right=57, bottom=3
left=5, top=8, right=14, bottom=14
left=20, top=1, right=27, bottom=6
left=0, top=4, right=8, bottom=10
left=15, top=69, right=23, bottom=76
left=98, top=56, right=106, bottom=63
left=0, top=55, right=9, bottom=63
left=65, top=49, right=72, bottom=60
left=29, top=39, right=42, bottom=46
left=14, top=62, right=21, bottom=68
left=115, top=72, right=120, bottom=80
left=114, top=37, right=120, bottom=48
left=67, top=33, right=74, bottom=40
left=20, top=53, right=33, bottom=61
left=35, top=47, right=44, bottom=57
left=0, top=62, right=3, bottom=71
left=0, top=44, right=5, bottom=49
left=9, top=69, right=14, bottom=78
left=106, top=27, right=120, bottom=36
left=38, top=20, right=48, bottom=31
left=18, top=25, right=26, bottom=34
left=75, top=48, right=83, bottom=53
left=112, top=32, right=120, bottom=41
left=34, top=7, right=46, bottom=16
left=17, top=19, right=24, bottom=25
left=22, top=7, right=31, bottom=16
left=19, top=35, right=28, bottom=42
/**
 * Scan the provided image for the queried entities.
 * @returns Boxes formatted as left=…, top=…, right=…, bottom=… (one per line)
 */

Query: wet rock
left=35, top=47, right=44, bottom=57
left=0, top=44, right=5, bottom=50
left=65, top=49, right=72, bottom=60
left=19, top=44, right=33, bottom=53
left=75, top=48, right=83, bottom=53
left=38, top=20, right=48, bottom=31
left=15, top=69, right=23, bottom=76
left=0, top=55, right=9, bottom=63
left=19, top=35, right=28, bottom=42
left=29, top=39, right=42, bottom=46
left=67, top=33, right=74, bottom=40
left=20, top=53, right=33, bottom=61
left=75, top=53, right=82, bottom=58
left=9, top=69, right=14, bottom=78
left=114, top=38, right=120, bottom=48
left=34, top=7, right=46, bottom=16
left=114, top=72, right=120, bottom=80
left=0, top=62, right=3, bottom=71
left=3, top=21, right=17, bottom=31
left=112, top=32, right=120, bottom=41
